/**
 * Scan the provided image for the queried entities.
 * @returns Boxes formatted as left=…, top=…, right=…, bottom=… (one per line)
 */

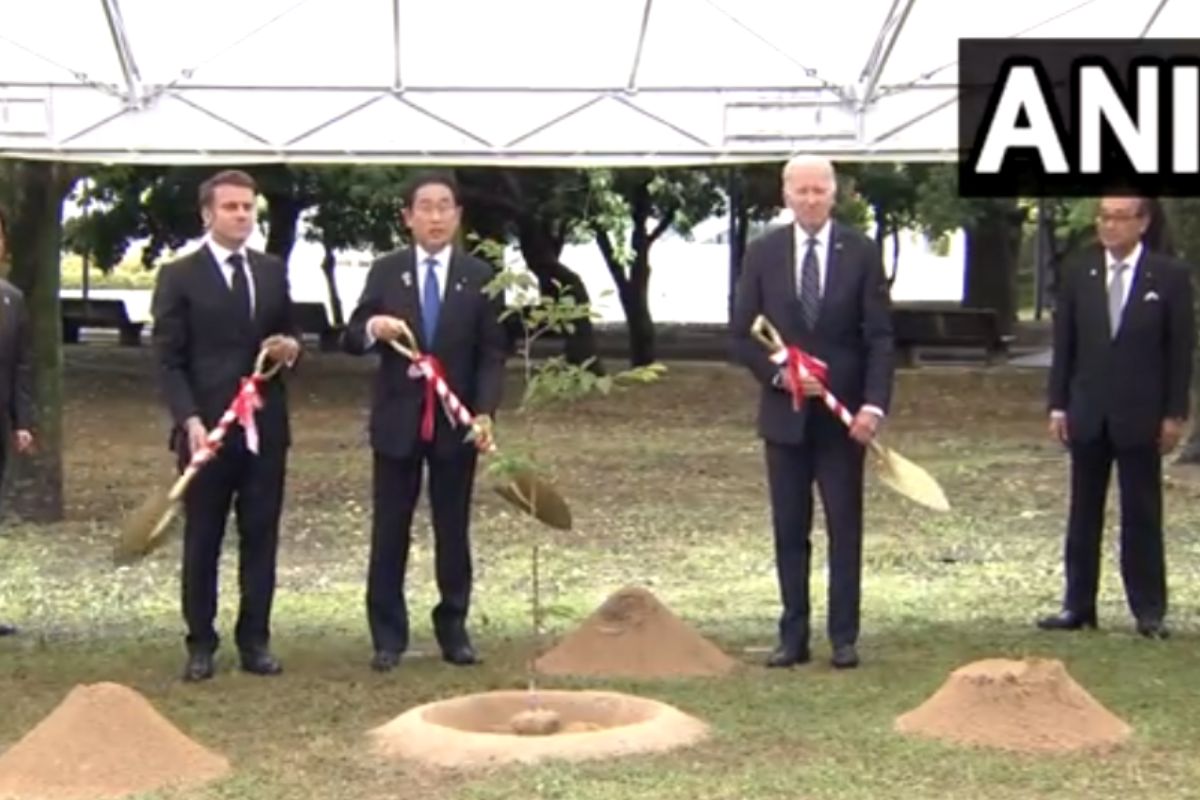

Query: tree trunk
left=592, top=175, right=660, bottom=368
left=0, top=161, right=74, bottom=522
left=622, top=250, right=656, bottom=367
left=514, top=219, right=602, bottom=372
left=1179, top=262, right=1200, bottom=463
left=1161, top=197, right=1200, bottom=463
left=319, top=243, right=344, bottom=328
left=963, top=199, right=1024, bottom=336
left=263, top=193, right=301, bottom=261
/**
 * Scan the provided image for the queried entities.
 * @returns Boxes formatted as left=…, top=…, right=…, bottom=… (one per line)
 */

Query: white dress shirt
left=1050, top=241, right=1144, bottom=419
left=366, top=244, right=451, bottom=347
left=205, top=234, right=256, bottom=315
left=794, top=219, right=832, bottom=300
left=778, top=219, right=883, bottom=419
left=415, top=244, right=451, bottom=303
left=1105, top=240, right=1142, bottom=315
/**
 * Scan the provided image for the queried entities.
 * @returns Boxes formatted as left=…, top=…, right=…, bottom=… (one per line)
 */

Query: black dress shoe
left=442, top=642, right=479, bottom=666
left=183, top=652, right=215, bottom=682
left=239, top=649, right=283, bottom=676
left=371, top=650, right=401, bottom=672
left=0, top=623, right=17, bottom=637
left=831, top=644, right=859, bottom=669
left=1036, top=609, right=1097, bottom=631
left=765, top=645, right=810, bottom=668
left=1136, top=619, right=1170, bottom=639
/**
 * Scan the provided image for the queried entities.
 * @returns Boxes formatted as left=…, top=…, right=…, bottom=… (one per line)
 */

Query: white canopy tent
left=0, top=0, right=1187, bottom=166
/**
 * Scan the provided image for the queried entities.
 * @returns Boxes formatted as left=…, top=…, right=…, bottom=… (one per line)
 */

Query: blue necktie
left=799, top=237, right=821, bottom=328
left=422, top=256, right=441, bottom=345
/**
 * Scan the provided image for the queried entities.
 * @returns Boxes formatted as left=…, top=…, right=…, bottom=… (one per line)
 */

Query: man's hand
left=185, top=416, right=209, bottom=457
left=849, top=409, right=881, bottom=445
left=263, top=334, right=300, bottom=367
left=13, top=429, right=33, bottom=454
left=471, top=414, right=496, bottom=452
left=367, top=315, right=408, bottom=344
left=1049, top=412, right=1069, bottom=446
left=1160, top=418, right=1185, bottom=454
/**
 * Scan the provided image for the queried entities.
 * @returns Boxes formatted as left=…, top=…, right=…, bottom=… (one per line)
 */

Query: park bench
left=61, top=298, right=144, bottom=346
left=891, top=304, right=1013, bottom=366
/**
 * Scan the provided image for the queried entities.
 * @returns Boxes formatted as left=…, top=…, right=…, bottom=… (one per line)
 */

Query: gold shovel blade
left=870, top=443, right=950, bottom=512
left=494, top=468, right=573, bottom=530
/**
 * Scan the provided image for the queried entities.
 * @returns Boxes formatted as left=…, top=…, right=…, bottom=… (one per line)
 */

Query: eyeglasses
left=412, top=202, right=458, bottom=217
left=1096, top=212, right=1142, bottom=225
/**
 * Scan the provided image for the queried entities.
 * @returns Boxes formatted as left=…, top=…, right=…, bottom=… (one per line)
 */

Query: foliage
left=476, top=237, right=665, bottom=482
left=301, top=166, right=411, bottom=254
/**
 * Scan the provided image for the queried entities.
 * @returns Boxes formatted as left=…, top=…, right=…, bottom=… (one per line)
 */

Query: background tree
left=587, top=167, right=724, bottom=366
left=0, top=161, right=79, bottom=521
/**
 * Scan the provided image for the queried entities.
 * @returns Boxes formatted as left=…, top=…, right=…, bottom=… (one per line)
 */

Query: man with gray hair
left=731, top=154, right=895, bottom=669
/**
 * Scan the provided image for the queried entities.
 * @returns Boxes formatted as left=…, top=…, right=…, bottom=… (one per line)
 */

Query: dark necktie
left=799, top=237, right=821, bottom=328
left=228, top=252, right=251, bottom=320
left=422, top=256, right=441, bottom=344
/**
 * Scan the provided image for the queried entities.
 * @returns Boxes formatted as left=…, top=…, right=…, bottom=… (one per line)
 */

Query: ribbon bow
left=231, top=375, right=265, bottom=454
left=783, top=345, right=829, bottom=411
left=416, top=353, right=457, bottom=442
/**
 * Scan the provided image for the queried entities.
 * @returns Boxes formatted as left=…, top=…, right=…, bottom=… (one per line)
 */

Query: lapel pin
left=1144, top=290, right=1160, bottom=301
left=1089, top=268, right=1098, bottom=277
left=456, top=281, right=464, bottom=292
left=402, top=272, right=412, bottom=288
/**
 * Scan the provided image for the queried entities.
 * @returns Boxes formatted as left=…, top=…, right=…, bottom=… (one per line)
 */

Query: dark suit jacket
left=1048, top=246, right=1195, bottom=448
left=342, top=247, right=507, bottom=460
left=731, top=222, right=895, bottom=445
left=151, top=245, right=298, bottom=456
left=0, top=279, right=34, bottom=436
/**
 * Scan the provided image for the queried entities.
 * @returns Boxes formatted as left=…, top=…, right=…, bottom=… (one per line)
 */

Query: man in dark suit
left=731, top=155, right=894, bottom=670
left=0, top=206, right=34, bottom=638
left=151, top=169, right=301, bottom=681
left=1039, top=195, right=1195, bottom=639
left=343, top=171, right=507, bottom=672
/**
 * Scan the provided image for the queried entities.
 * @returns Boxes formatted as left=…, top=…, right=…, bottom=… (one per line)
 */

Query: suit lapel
left=1115, top=250, right=1154, bottom=341
left=431, top=251, right=471, bottom=348
left=817, top=223, right=848, bottom=331
left=248, top=251, right=268, bottom=336
left=198, top=245, right=252, bottom=335
left=398, top=249, right=430, bottom=349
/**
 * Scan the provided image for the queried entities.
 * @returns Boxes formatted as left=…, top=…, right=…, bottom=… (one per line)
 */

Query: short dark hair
left=403, top=170, right=459, bottom=207
left=198, top=169, right=258, bottom=208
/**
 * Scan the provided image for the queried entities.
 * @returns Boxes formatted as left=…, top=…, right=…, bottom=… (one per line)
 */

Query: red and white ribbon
left=411, top=353, right=475, bottom=441
left=770, top=345, right=855, bottom=429
left=186, top=373, right=268, bottom=467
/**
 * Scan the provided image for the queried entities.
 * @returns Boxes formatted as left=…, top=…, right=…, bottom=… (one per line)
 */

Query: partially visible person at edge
left=0, top=205, right=37, bottom=638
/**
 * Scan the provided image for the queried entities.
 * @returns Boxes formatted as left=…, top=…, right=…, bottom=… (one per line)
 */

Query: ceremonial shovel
left=114, top=349, right=284, bottom=565
left=751, top=314, right=950, bottom=512
left=386, top=320, right=572, bottom=531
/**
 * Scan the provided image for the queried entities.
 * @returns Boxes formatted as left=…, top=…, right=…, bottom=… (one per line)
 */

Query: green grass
left=2, top=350, right=1199, bottom=799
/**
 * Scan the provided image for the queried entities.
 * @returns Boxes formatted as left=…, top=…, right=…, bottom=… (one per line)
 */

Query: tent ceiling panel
left=0, top=0, right=1190, bottom=165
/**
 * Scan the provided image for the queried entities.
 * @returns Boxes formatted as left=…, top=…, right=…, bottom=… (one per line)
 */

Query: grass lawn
left=2, top=346, right=1199, bottom=799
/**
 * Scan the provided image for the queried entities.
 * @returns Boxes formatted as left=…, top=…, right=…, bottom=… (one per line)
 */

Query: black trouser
left=180, top=430, right=287, bottom=655
left=1063, top=430, right=1165, bottom=622
left=764, top=411, right=866, bottom=650
left=367, top=446, right=478, bottom=655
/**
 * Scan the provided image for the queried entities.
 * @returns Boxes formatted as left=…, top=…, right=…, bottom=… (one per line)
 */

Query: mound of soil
left=534, top=586, right=737, bottom=678
left=894, top=658, right=1132, bottom=753
left=0, top=682, right=230, bottom=799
